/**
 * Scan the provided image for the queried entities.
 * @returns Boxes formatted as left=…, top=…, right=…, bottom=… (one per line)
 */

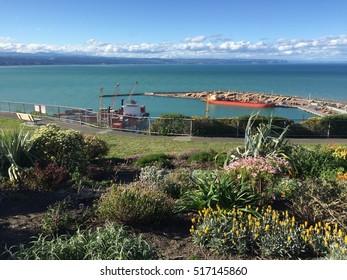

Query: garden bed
left=1, top=118, right=347, bottom=260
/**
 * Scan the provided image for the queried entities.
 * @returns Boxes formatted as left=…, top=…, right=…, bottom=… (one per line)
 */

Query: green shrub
left=30, top=125, right=110, bottom=171
left=187, top=151, right=217, bottom=163
left=192, top=115, right=292, bottom=137
left=42, top=199, right=72, bottom=234
left=192, top=117, right=239, bottom=137
left=6, top=225, right=159, bottom=260
left=150, top=113, right=191, bottom=135
left=30, top=124, right=87, bottom=171
left=294, top=115, right=347, bottom=138
left=163, top=168, right=194, bottom=199
left=272, top=177, right=302, bottom=201
left=289, top=145, right=347, bottom=179
left=176, top=170, right=260, bottom=213
left=83, top=134, right=109, bottom=160
left=41, top=199, right=95, bottom=234
left=135, top=153, right=173, bottom=168
left=98, top=182, right=174, bottom=225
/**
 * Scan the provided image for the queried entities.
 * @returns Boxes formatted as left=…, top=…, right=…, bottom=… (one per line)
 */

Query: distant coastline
left=0, top=52, right=288, bottom=66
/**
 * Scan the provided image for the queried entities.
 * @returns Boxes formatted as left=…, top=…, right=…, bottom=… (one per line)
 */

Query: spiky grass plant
left=240, top=113, right=289, bottom=158
left=0, top=127, right=33, bottom=181
left=5, top=224, right=159, bottom=260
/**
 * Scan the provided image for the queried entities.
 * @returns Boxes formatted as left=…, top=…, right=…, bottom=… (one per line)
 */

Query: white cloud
left=182, top=35, right=206, bottom=43
left=1, top=35, right=347, bottom=60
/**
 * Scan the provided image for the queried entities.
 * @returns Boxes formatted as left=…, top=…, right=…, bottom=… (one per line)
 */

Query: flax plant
left=238, top=113, right=290, bottom=158
left=0, top=127, right=33, bottom=181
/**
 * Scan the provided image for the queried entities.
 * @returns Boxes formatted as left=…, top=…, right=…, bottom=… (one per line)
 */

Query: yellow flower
left=191, top=218, right=196, bottom=223
left=265, top=225, right=270, bottom=231
left=254, top=233, right=259, bottom=239
left=345, top=235, right=347, bottom=245
left=334, top=243, right=339, bottom=249
left=287, top=236, right=291, bottom=241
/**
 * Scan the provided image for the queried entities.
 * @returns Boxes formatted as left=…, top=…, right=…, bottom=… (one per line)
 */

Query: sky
left=0, top=0, right=347, bottom=61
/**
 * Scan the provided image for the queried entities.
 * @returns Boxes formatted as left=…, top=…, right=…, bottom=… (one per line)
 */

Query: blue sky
left=0, top=0, right=346, bottom=60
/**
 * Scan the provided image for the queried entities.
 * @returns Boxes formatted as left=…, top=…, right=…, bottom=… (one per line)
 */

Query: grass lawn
left=0, top=117, right=25, bottom=130
left=99, top=134, right=240, bottom=158
left=1, top=116, right=343, bottom=158
left=0, top=116, right=241, bottom=158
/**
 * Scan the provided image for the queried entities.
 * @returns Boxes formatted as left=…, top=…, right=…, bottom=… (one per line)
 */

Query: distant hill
left=0, top=52, right=288, bottom=66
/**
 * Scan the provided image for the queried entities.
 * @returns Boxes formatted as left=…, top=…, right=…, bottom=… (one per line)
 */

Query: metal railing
left=0, top=100, right=193, bottom=135
left=1, top=100, right=346, bottom=138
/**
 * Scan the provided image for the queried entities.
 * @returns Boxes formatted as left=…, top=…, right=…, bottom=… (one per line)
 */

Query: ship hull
left=207, top=99, right=275, bottom=108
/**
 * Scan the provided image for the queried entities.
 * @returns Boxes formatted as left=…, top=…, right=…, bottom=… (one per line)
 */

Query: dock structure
left=296, top=106, right=325, bottom=117
left=102, top=93, right=144, bottom=97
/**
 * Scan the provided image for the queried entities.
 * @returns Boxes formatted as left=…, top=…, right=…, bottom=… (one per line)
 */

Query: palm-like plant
left=0, top=127, right=34, bottom=181
left=239, top=113, right=290, bottom=158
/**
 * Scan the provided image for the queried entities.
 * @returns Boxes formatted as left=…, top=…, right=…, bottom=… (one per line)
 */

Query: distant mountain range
left=0, top=52, right=288, bottom=66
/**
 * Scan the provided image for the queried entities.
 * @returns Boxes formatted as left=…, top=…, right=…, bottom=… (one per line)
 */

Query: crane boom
left=127, top=81, right=139, bottom=103
left=111, top=83, right=120, bottom=109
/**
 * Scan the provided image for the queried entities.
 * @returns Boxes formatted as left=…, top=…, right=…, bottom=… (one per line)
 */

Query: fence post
left=327, top=120, right=331, bottom=138
left=189, top=119, right=193, bottom=137
left=57, top=106, right=61, bottom=121
left=236, top=120, right=240, bottom=137
left=8, top=102, right=10, bottom=112
left=148, top=117, right=151, bottom=135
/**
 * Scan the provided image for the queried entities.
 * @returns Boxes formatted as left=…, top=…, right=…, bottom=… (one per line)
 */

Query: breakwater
left=146, top=90, right=347, bottom=117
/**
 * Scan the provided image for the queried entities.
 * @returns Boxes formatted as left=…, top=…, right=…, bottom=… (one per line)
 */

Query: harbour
left=0, top=64, right=346, bottom=120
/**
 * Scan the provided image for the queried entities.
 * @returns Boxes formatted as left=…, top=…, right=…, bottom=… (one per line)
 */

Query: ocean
left=0, top=63, right=346, bottom=120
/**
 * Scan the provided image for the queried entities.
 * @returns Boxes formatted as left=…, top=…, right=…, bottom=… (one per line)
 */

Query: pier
left=101, top=93, right=144, bottom=97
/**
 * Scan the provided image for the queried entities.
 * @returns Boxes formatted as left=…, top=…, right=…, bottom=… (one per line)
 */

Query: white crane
left=111, top=83, right=120, bottom=109
left=126, top=81, right=139, bottom=103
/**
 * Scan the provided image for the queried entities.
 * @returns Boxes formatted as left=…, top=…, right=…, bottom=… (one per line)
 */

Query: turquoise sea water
left=0, top=64, right=346, bottom=119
